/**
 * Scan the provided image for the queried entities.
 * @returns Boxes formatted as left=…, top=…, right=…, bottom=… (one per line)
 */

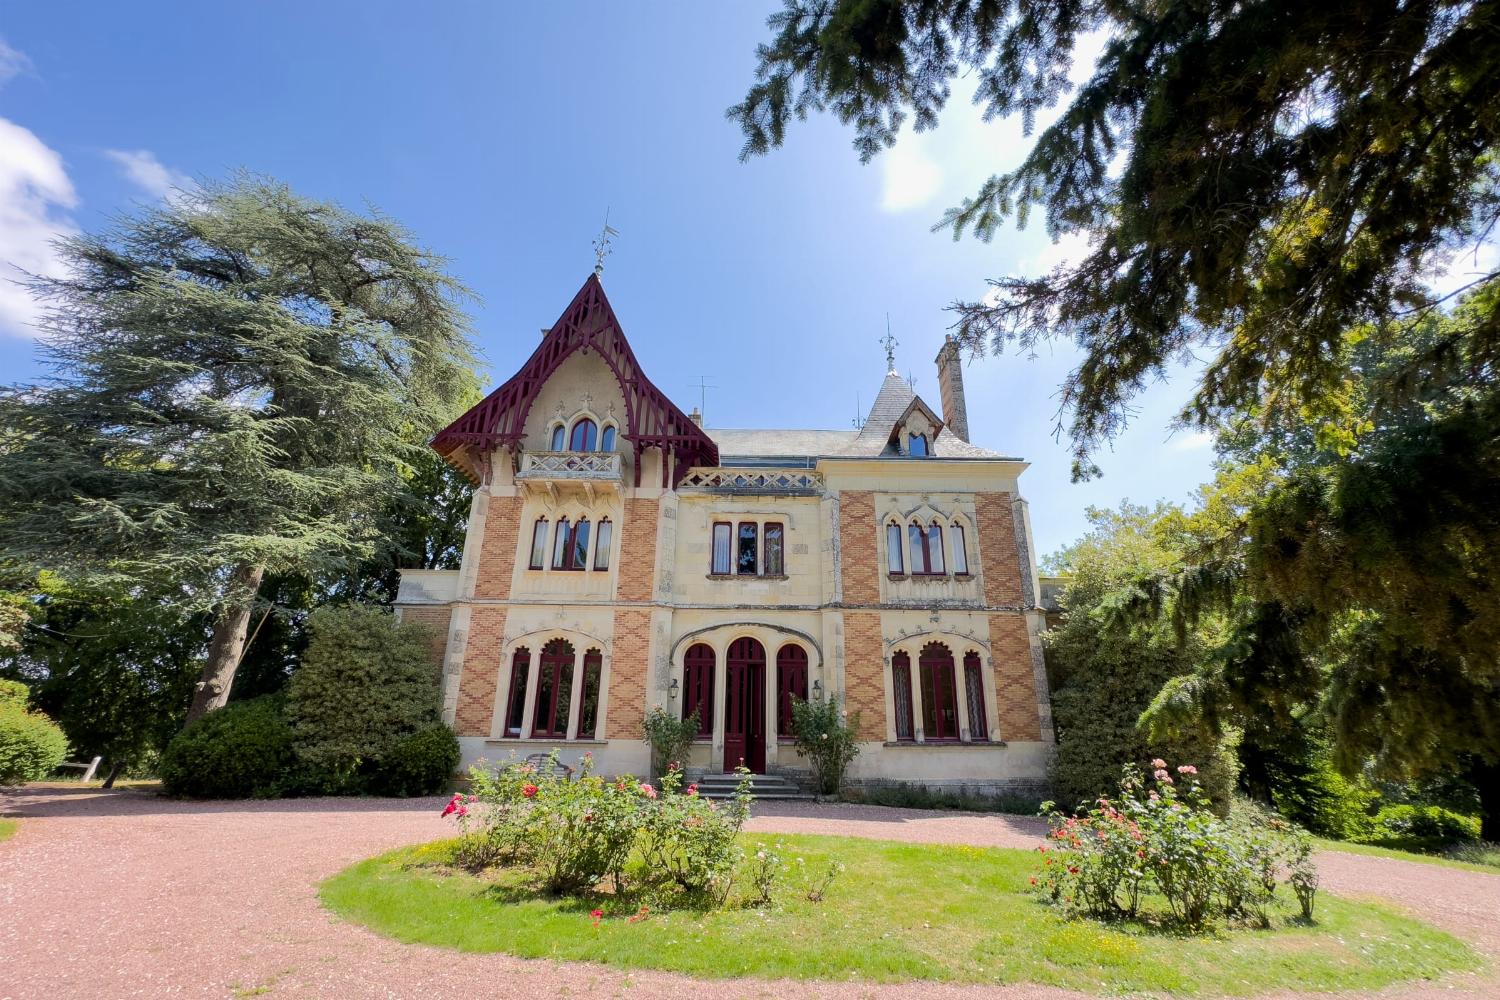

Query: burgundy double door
left=722, top=637, right=766, bottom=774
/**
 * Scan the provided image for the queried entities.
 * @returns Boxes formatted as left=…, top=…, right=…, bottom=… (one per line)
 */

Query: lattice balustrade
left=516, top=451, right=623, bottom=481
left=676, top=468, right=824, bottom=494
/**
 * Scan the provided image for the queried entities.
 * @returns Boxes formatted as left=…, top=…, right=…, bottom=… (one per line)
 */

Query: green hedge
left=364, top=724, right=459, bottom=797
left=1365, top=804, right=1480, bottom=849
left=160, top=695, right=297, bottom=798
left=0, top=702, right=69, bottom=785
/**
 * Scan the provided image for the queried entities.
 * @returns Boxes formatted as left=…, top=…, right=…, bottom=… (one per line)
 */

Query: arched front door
left=723, top=637, right=766, bottom=774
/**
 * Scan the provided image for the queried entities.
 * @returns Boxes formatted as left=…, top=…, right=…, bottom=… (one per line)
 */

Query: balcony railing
left=677, top=468, right=824, bottom=495
left=517, top=451, right=623, bottom=482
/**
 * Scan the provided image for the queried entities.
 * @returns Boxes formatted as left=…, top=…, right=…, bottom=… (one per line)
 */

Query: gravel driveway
left=2, top=786, right=1496, bottom=1000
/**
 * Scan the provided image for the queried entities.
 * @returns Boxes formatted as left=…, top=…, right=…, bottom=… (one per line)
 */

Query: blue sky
left=0, top=3, right=1223, bottom=557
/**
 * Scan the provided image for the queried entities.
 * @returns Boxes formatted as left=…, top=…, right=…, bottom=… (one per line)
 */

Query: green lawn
left=321, top=834, right=1480, bottom=996
left=0, top=818, right=15, bottom=842
left=1316, top=837, right=1500, bottom=875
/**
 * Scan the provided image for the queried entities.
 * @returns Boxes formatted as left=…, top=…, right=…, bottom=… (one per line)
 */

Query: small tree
left=790, top=696, right=860, bottom=796
left=642, top=705, right=698, bottom=780
left=0, top=680, right=68, bottom=785
left=285, top=605, right=443, bottom=786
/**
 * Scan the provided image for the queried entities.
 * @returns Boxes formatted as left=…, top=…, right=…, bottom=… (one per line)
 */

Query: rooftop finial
left=881, top=314, right=900, bottom=375
left=592, top=209, right=620, bottom=276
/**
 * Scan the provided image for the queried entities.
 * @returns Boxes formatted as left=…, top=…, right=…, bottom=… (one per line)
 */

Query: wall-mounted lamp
left=668, top=677, right=679, bottom=700
left=812, top=679, right=823, bottom=699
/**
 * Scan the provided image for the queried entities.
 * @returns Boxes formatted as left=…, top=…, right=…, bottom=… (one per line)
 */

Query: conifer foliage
left=0, top=176, right=477, bottom=723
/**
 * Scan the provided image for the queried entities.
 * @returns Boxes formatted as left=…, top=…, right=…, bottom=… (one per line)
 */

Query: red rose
left=523, top=783, right=539, bottom=798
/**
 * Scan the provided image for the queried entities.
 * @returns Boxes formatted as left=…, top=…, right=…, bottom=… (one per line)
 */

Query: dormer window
left=568, top=418, right=598, bottom=452
left=909, top=433, right=930, bottom=457
left=600, top=425, right=616, bottom=451
left=550, top=425, right=565, bottom=451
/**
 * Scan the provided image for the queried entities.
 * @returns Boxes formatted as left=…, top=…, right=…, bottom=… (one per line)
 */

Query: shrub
left=0, top=678, right=29, bottom=710
left=635, top=766, right=752, bottom=902
left=641, top=705, right=698, bottom=778
left=0, top=702, right=69, bottom=785
left=841, top=784, right=1044, bottom=815
left=1035, top=760, right=1317, bottom=932
left=789, top=696, right=860, bottom=795
left=366, top=724, right=459, bottom=797
left=286, top=605, right=444, bottom=784
left=1367, top=804, right=1481, bottom=848
left=160, top=695, right=296, bottom=798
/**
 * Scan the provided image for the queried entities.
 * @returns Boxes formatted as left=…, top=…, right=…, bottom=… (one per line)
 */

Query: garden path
left=2, top=786, right=1496, bottom=1000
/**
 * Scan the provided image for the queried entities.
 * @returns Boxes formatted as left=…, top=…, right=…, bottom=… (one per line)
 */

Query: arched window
left=909, top=433, right=929, bottom=457
left=568, top=518, right=591, bottom=570
left=578, top=648, right=603, bottom=739
left=503, top=647, right=530, bottom=737
left=891, top=650, right=915, bottom=742
left=964, top=650, right=987, bottom=742
left=683, top=643, right=715, bottom=737
left=927, top=521, right=946, bottom=574
left=593, top=518, right=612, bottom=570
left=775, top=644, right=808, bottom=738
left=763, top=522, right=785, bottom=575
left=600, top=425, right=616, bottom=452
left=886, top=522, right=905, bottom=573
left=532, top=638, right=575, bottom=738
left=552, top=517, right=571, bottom=569
left=550, top=424, right=565, bottom=451
left=951, top=524, right=968, bottom=575
left=529, top=518, right=548, bottom=569
left=569, top=417, right=598, bottom=452
left=919, top=642, right=958, bottom=740
left=909, top=519, right=946, bottom=575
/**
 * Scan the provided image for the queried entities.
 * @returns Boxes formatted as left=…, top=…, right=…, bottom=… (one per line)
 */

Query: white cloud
left=1016, top=230, right=1091, bottom=277
left=1425, top=239, right=1500, bottom=301
left=879, top=138, right=943, bottom=212
left=0, top=117, right=79, bottom=339
left=1169, top=429, right=1214, bottom=451
left=105, top=148, right=193, bottom=201
left=0, top=37, right=32, bottom=88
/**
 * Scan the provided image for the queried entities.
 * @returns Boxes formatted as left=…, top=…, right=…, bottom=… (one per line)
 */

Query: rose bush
left=1035, top=760, right=1318, bottom=931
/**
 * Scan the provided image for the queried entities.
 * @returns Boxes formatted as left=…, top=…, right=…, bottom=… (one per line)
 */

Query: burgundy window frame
left=503, top=647, right=530, bottom=737
left=683, top=643, right=715, bottom=737
left=909, top=520, right=946, bottom=575
left=951, top=524, right=968, bottom=575
left=600, top=425, right=616, bottom=451
left=737, top=522, right=758, bottom=575
left=531, top=639, right=575, bottom=738
left=775, top=643, right=808, bottom=738
left=710, top=522, right=732, bottom=575
left=892, top=651, right=915, bottom=742
left=552, top=518, right=571, bottom=569
left=568, top=418, right=598, bottom=452
left=926, top=521, right=946, bottom=574
left=763, top=522, right=785, bottom=576
left=578, top=649, right=603, bottom=739
left=887, top=522, right=904, bottom=573
left=593, top=518, right=612, bottom=570
left=964, top=651, right=987, bottom=742
left=550, top=425, right=565, bottom=451
left=528, top=518, right=548, bottom=569
left=919, top=642, right=959, bottom=741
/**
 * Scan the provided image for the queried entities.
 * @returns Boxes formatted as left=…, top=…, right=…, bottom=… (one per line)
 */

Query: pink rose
left=1153, top=769, right=1170, bottom=781
left=1177, top=764, right=1198, bottom=775
left=1151, top=758, right=1167, bottom=769
left=640, top=784, right=657, bottom=799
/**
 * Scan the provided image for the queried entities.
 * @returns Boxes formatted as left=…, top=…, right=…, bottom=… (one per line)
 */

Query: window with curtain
left=763, top=523, right=784, bottom=575
left=711, top=522, right=732, bottom=574
left=550, top=425, right=565, bottom=451
left=737, top=522, right=758, bottom=575
left=532, top=638, right=575, bottom=738
left=529, top=518, right=548, bottom=570
left=578, top=649, right=603, bottom=739
left=964, top=651, right=987, bottom=741
left=951, top=524, right=968, bottom=574
left=568, top=418, right=597, bottom=452
left=775, top=644, right=808, bottom=738
left=683, top=643, right=715, bottom=737
left=927, top=521, right=946, bottom=574
left=552, top=518, right=570, bottom=569
left=892, top=651, right=915, bottom=742
left=887, top=522, right=905, bottom=573
left=503, top=647, right=530, bottom=737
left=909, top=433, right=929, bottom=456
left=593, top=518, right=612, bottom=570
left=909, top=520, right=946, bottom=575
left=600, top=425, right=616, bottom=451
left=569, top=518, right=590, bottom=570
left=919, top=642, right=959, bottom=740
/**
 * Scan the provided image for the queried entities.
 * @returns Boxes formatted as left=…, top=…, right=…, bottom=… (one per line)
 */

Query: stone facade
left=394, top=273, right=1053, bottom=795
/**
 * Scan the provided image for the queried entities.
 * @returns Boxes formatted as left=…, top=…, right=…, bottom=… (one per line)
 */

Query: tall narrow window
left=711, top=522, right=732, bottom=574
left=569, top=418, right=597, bottom=452
left=504, top=647, right=530, bottom=737
left=532, top=639, right=574, bottom=738
left=964, top=651, right=987, bottom=741
left=887, top=522, right=905, bottom=573
left=567, top=518, right=590, bottom=570
left=909, top=433, right=929, bottom=457
left=600, top=425, right=616, bottom=451
left=919, top=643, right=959, bottom=740
left=927, top=521, right=946, bottom=574
left=892, top=651, right=915, bottom=742
left=763, top=523, right=784, bottom=576
left=550, top=425, right=565, bottom=451
left=908, top=522, right=927, bottom=573
left=776, top=644, right=808, bottom=738
left=951, top=524, right=968, bottom=574
left=552, top=518, right=571, bottom=569
left=529, top=518, right=548, bottom=570
left=683, top=643, right=715, bottom=737
left=737, top=522, right=758, bottom=575
left=578, top=649, right=603, bottom=739
left=593, top=518, right=612, bottom=570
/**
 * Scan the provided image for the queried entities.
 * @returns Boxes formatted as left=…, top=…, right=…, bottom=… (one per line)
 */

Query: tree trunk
left=185, top=562, right=266, bottom=724
left=1473, top=758, right=1500, bottom=843
left=101, top=760, right=122, bottom=789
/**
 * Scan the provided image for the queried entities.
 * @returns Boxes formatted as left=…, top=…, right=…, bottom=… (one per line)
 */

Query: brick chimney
left=934, top=335, right=970, bottom=442
left=688, top=406, right=703, bottom=427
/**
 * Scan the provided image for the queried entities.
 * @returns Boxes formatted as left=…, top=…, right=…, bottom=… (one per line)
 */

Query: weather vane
left=592, top=209, right=620, bottom=276
left=880, top=314, right=899, bottom=374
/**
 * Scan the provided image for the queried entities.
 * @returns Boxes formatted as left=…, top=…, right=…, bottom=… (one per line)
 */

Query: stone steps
left=688, top=773, right=817, bottom=801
